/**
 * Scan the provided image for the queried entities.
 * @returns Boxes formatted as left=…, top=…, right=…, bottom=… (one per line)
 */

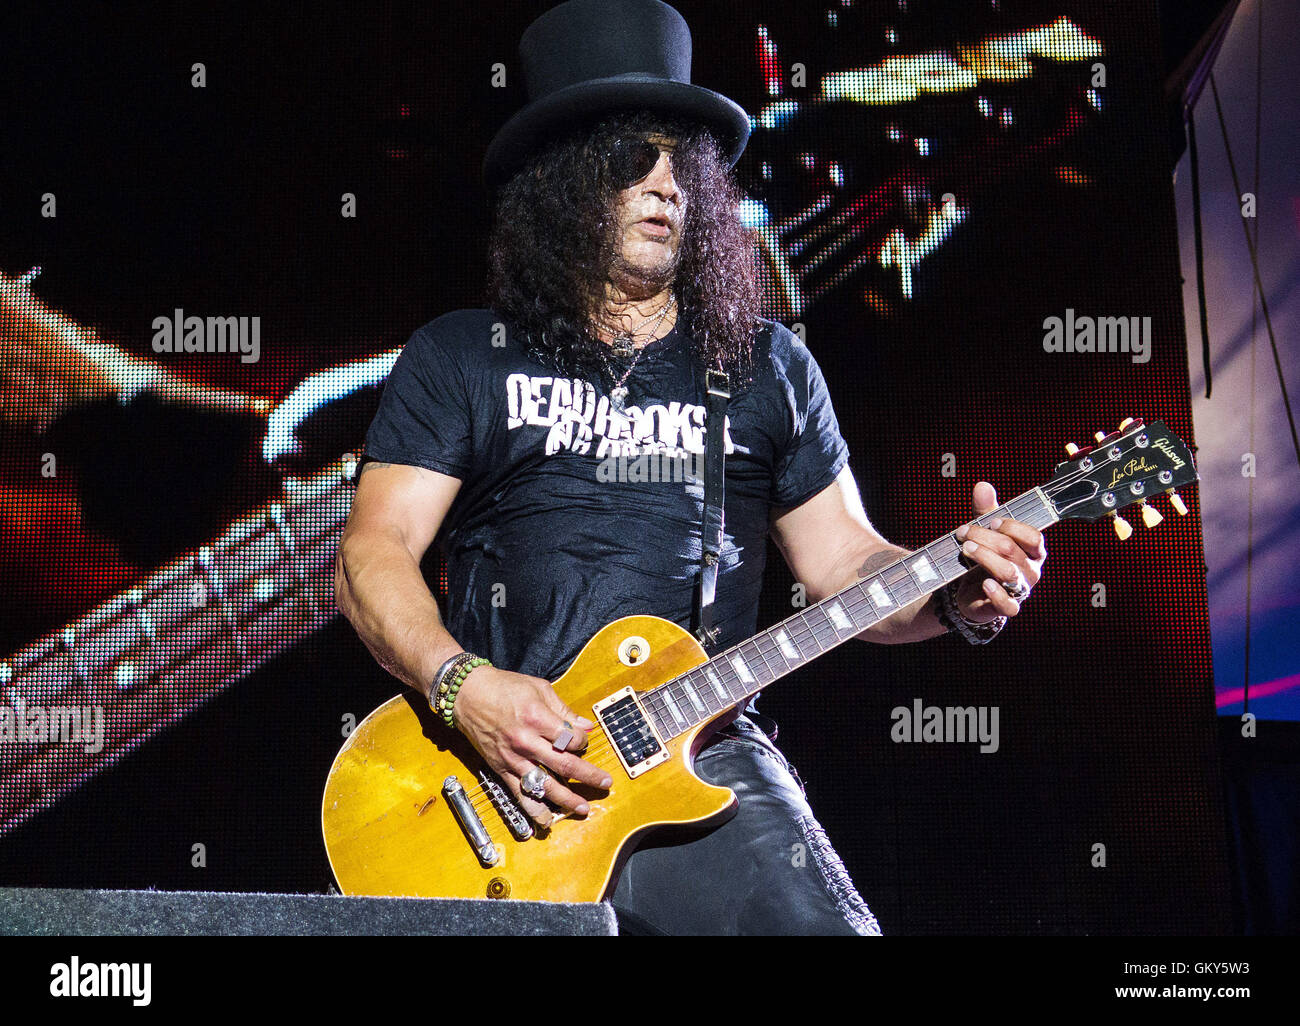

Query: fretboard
left=639, top=488, right=1060, bottom=741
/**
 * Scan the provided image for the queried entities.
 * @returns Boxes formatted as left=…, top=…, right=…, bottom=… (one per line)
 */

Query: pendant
left=610, top=386, right=629, bottom=412
left=611, top=337, right=634, bottom=360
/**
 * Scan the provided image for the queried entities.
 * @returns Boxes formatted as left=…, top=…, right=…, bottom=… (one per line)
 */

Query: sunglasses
left=603, top=136, right=677, bottom=189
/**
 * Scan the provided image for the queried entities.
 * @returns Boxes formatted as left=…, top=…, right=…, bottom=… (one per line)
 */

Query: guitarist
left=335, top=0, right=1047, bottom=935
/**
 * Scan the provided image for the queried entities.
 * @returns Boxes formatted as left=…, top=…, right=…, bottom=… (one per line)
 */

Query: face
left=606, top=133, right=686, bottom=294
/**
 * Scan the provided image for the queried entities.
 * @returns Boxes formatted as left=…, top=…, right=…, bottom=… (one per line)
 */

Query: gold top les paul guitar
left=322, top=418, right=1197, bottom=903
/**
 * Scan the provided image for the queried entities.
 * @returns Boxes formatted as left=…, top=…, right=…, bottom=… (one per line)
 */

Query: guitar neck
left=641, top=488, right=1060, bottom=741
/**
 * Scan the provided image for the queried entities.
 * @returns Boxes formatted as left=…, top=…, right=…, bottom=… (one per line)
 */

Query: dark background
left=0, top=0, right=1231, bottom=933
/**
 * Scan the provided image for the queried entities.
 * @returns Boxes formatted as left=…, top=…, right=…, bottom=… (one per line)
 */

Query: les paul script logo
left=1107, top=456, right=1158, bottom=490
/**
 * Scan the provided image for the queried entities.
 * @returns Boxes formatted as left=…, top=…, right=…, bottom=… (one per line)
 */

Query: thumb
left=972, top=480, right=998, bottom=516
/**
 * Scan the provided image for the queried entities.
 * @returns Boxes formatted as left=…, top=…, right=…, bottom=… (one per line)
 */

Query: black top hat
left=483, top=0, right=751, bottom=189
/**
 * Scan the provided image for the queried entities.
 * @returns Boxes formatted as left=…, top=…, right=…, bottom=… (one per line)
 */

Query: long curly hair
left=486, top=109, right=761, bottom=389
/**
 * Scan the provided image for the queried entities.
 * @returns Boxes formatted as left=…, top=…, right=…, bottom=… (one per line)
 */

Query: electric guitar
left=322, top=418, right=1197, bottom=902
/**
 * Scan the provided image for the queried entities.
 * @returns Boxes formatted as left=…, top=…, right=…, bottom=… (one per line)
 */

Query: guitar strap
left=692, top=367, right=729, bottom=648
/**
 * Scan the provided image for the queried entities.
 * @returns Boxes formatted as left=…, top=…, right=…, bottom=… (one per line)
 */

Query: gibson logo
left=1151, top=436, right=1186, bottom=469
left=1107, top=456, right=1157, bottom=490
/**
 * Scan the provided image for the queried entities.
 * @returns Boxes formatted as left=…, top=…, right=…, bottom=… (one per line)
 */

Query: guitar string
left=639, top=492, right=1051, bottom=730
left=463, top=490, right=1054, bottom=813
left=459, top=467, right=1150, bottom=816
left=477, top=446, right=1183, bottom=818
left=467, top=526, right=1081, bottom=820
left=464, top=534, right=969, bottom=817
left=462, top=515, right=1005, bottom=814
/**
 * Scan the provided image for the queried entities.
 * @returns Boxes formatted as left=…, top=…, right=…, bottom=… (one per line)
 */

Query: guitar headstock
left=1042, top=418, right=1197, bottom=538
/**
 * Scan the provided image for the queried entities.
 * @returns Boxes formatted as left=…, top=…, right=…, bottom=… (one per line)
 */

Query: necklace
left=603, top=294, right=676, bottom=412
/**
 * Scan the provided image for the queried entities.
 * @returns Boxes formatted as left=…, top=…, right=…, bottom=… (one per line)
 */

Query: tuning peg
left=1168, top=491, right=1188, bottom=516
left=1140, top=500, right=1163, bottom=528
left=1094, top=431, right=1107, bottom=443
left=1109, top=511, right=1133, bottom=540
left=1065, top=442, right=1080, bottom=456
left=1118, top=417, right=1135, bottom=431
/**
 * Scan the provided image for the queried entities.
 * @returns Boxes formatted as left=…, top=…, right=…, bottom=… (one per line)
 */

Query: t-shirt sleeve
left=361, top=322, right=474, bottom=479
left=772, top=336, right=852, bottom=509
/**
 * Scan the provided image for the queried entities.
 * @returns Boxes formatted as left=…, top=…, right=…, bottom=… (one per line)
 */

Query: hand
left=450, top=664, right=613, bottom=828
left=952, top=481, right=1047, bottom=624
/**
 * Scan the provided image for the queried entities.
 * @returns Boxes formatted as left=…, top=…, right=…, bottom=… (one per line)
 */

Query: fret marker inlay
left=868, top=581, right=893, bottom=608
left=826, top=601, right=851, bottom=631
left=662, top=689, right=685, bottom=726
left=729, top=654, right=754, bottom=684
left=911, top=555, right=938, bottom=582
left=774, top=628, right=798, bottom=661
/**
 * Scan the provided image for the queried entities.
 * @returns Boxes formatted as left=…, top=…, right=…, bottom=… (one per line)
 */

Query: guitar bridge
left=477, top=769, right=534, bottom=841
left=592, top=687, right=669, bottom=779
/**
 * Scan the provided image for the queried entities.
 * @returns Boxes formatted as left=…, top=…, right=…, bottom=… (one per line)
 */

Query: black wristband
left=936, top=579, right=1006, bottom=645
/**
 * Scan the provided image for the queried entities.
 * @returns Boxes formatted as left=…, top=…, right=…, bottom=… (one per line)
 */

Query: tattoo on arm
left=358, top=459, right=393, bottom=475
left=856, top=549, right=903, bottom=578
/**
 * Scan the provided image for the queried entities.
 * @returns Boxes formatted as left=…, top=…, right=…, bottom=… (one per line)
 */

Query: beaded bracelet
left=432, top=654, right=491, bottom=728
left=935, top=579, right=1007, bottom=645
left=431, top=653, right=475, bottom=717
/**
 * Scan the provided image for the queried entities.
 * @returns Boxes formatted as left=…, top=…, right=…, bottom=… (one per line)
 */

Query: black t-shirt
left=362, top=309, right=851, bottom=681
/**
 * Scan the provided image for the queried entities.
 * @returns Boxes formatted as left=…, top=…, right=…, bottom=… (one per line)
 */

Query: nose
left=641, top=149, right=681, bottom=206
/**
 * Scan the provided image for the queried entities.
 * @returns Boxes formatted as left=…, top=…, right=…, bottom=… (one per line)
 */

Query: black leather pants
left=609, top=714, right=882, bottom=936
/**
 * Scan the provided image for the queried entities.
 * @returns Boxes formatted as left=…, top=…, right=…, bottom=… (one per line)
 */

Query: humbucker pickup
left=592, top=687, right=669, bottom=778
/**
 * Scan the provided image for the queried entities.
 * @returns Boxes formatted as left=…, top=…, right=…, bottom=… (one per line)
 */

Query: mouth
left=633, top=214, right=672, bottom=238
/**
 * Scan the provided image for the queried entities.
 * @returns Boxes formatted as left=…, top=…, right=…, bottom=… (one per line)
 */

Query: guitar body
left=322, top=615, right=738, bottom=902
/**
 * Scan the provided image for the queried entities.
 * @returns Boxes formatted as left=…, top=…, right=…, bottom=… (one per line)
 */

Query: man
left=335, top=0, right=1046, bottom=935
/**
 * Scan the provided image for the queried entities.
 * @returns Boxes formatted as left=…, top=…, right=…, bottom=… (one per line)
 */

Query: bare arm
left=771, top=468, right=1047, bottom=643
left=334, top=460, right=466, bottom=696
left=770, top=465, right=948, bottom=644
left=334, top=459, right=611, bottom=826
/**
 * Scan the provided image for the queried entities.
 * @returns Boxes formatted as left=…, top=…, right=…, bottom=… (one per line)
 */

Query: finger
left=981, top=576, right=1023, bottom=617
left=513, top=754, right=598, bottom=817
left=502, top=756, right=557, bottom=826
left=965, top=525, right=1042, bottom=589
left=961, top=529, right=1029, bottom=578
left=535, top=683, right=594, bottom=749
left=985, top=517, right=1047, bottom=564
left=972, top=480, right=998, bottom=516
left=541, top=712, right=590, bottom=754
left=503, top=771, right=555, bottom=828
left=963, top=525, right=1035, bottom=580
left=523, top=738, right=613, bottom=792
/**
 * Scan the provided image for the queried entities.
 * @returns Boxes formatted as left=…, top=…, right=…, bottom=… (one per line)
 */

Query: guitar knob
left=1140, top=500, right=1163, bottom=528
left=1065, top=442, right=1080, bottom=456
left=1110, top=511, right=1133, bottom=540
left=1168, top=491, right=1189, bottom=516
